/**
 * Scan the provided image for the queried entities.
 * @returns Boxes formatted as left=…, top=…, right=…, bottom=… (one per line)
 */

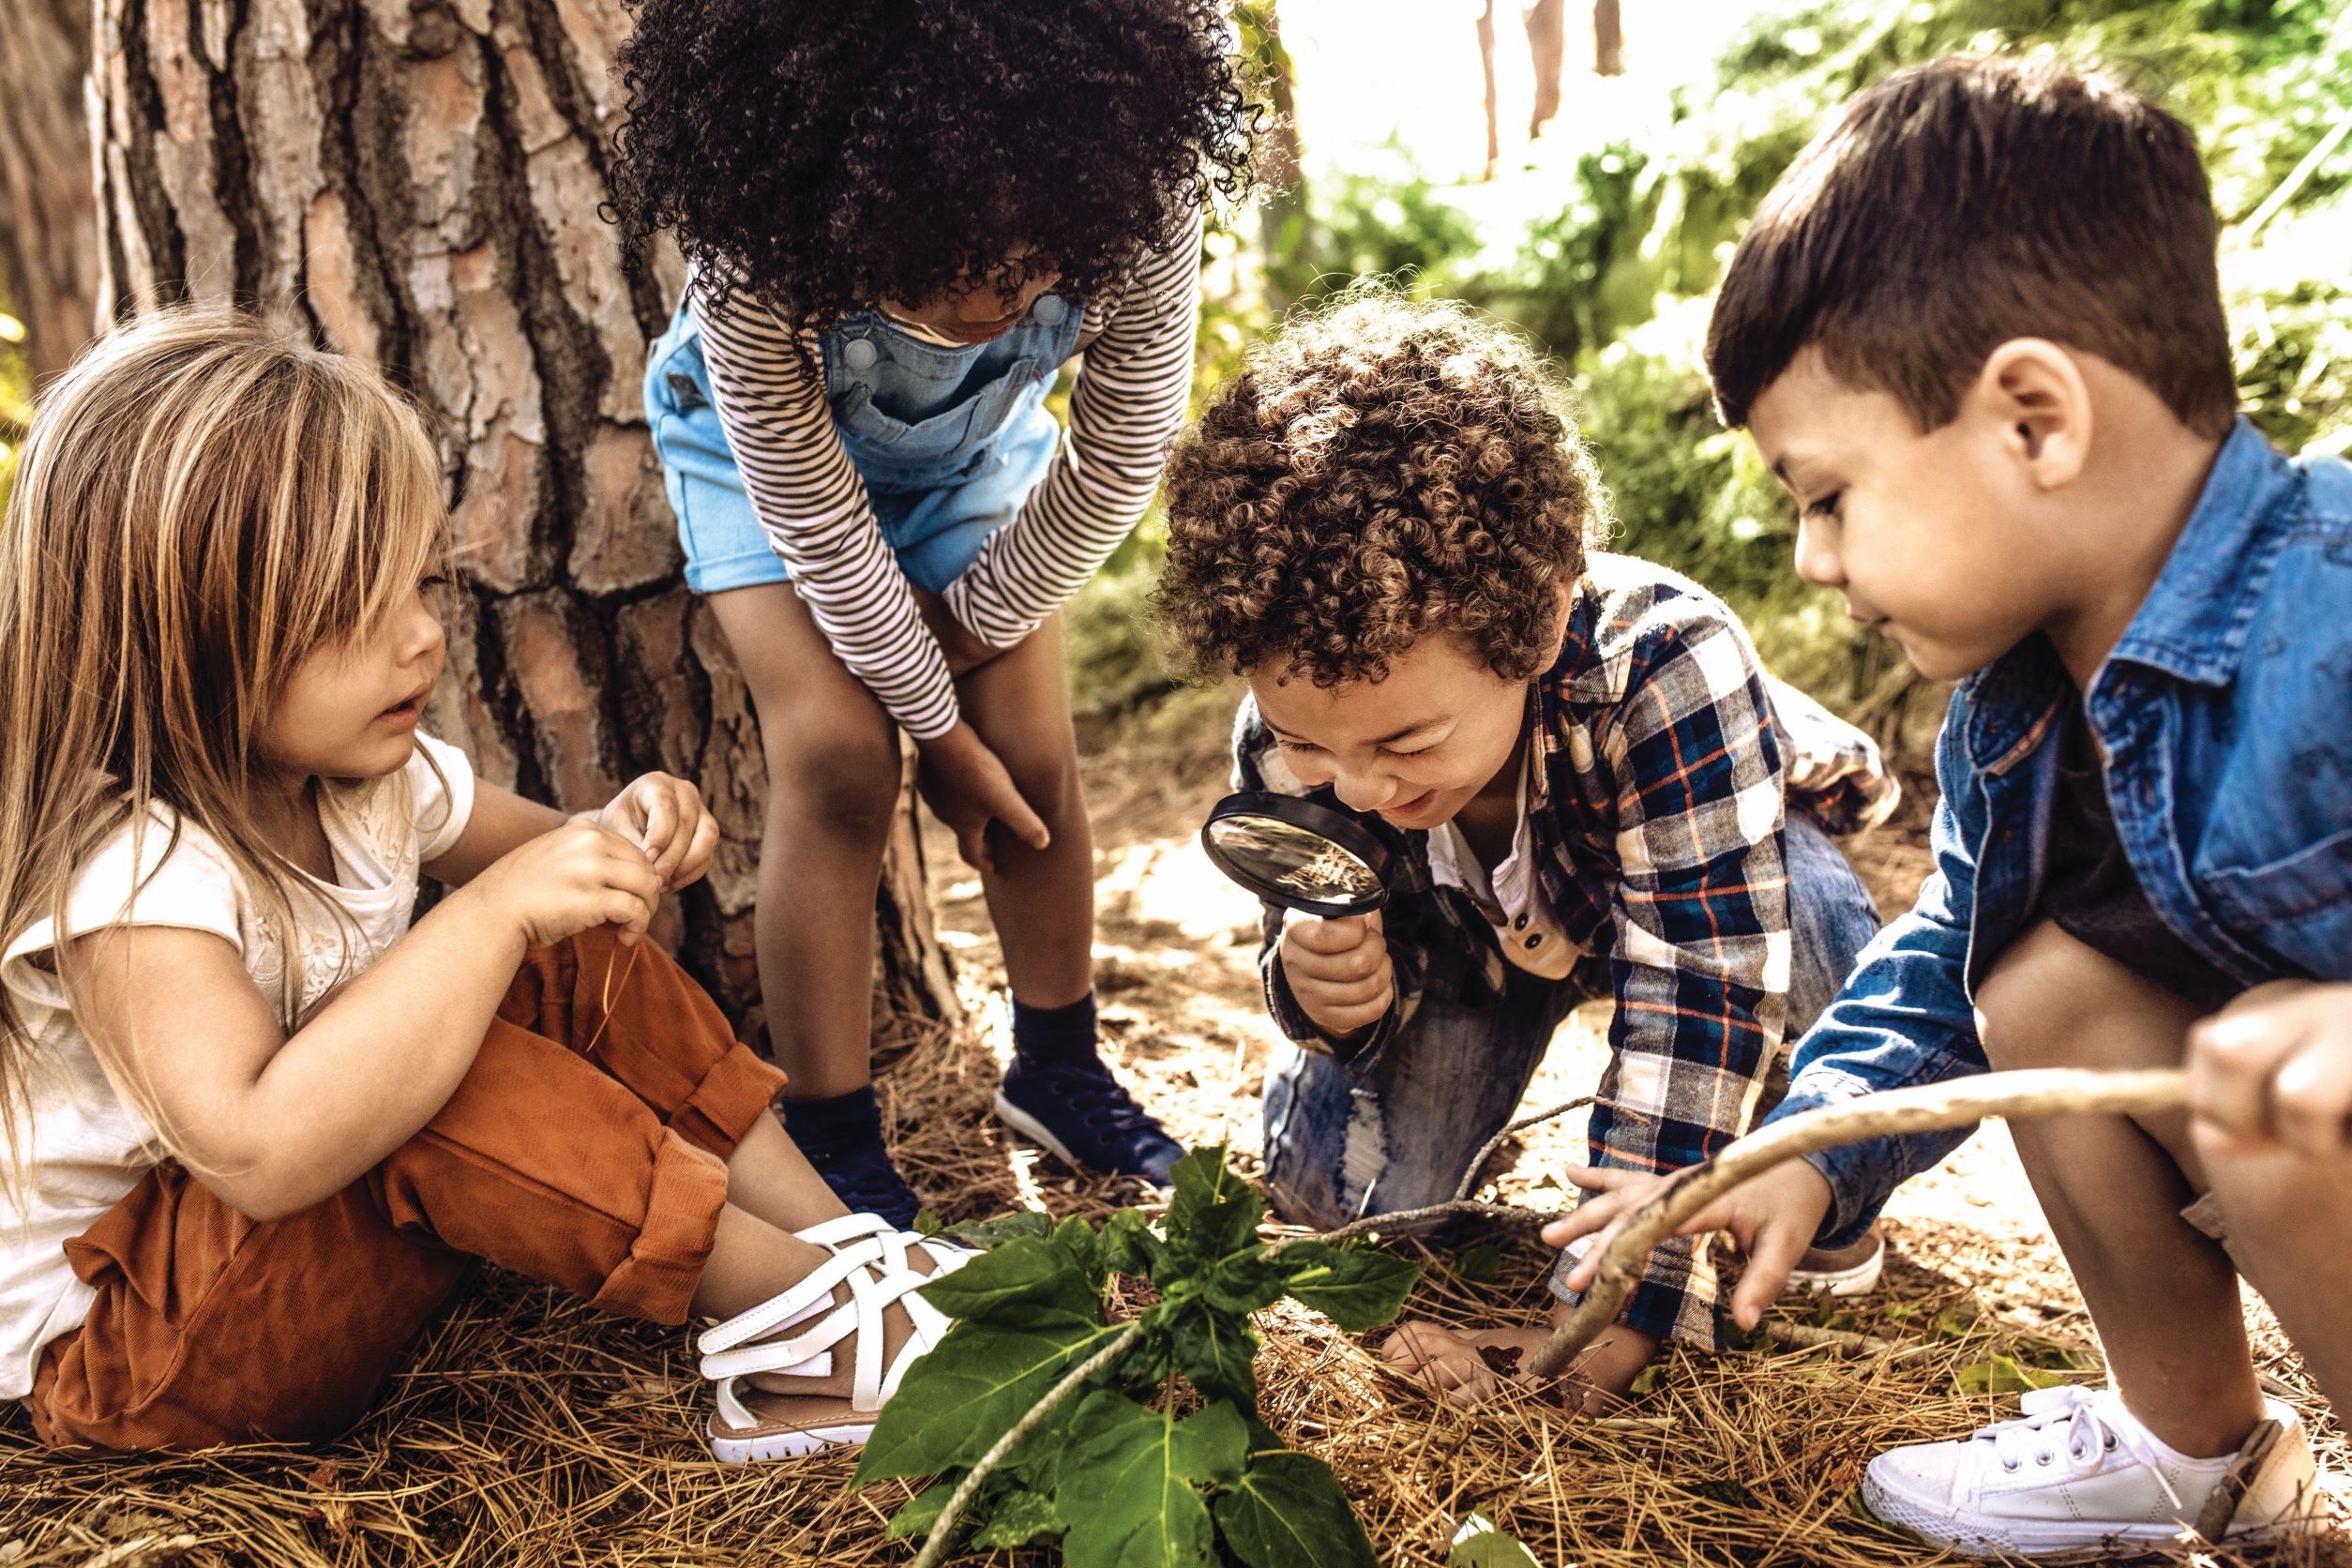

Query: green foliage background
left=1071, top=0, right=2352, bottom=750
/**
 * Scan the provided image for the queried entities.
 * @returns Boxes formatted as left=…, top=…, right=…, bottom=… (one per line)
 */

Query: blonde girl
left=0, top=309, right=967, bottom=1459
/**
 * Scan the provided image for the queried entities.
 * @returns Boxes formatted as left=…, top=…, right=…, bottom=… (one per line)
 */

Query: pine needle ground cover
left=3, top=753, right=2346, bottom=1566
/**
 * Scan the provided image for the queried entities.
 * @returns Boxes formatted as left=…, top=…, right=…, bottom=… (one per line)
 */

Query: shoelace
left=1021, top=1061, right=1162, bottom=1136
left=1974, top=1386, right=2188, bottom=1512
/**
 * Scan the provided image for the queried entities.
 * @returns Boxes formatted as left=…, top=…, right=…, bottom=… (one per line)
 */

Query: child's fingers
left=1726, top=1217, right=1812, bottom=1330
left=640, top=785, right=680, bottom=867
left=958, top=822, right=997, bottom=876
left=2271, top=1039, right=2352, bottom=1159
left=672, top=810, right=719, bottom=889
left=2190, top=1010, right=2308, bottom=1149
left=991, top=782, right=1051, bottom=852
left=1288, top=915, right=1374, bottom=956
left=1557, top=1163, right=1645, bottom=1197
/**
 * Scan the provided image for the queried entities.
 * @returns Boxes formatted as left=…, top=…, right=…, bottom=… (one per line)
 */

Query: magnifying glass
left=1199, top=792, right=1395, bottom=918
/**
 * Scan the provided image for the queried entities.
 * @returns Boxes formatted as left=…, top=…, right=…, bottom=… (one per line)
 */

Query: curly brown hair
left=1158, top=291, right=1600, bottom=688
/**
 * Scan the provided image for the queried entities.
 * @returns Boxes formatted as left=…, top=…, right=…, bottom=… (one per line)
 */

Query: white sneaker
left=1862, top=1385, right=2325, bottom=1557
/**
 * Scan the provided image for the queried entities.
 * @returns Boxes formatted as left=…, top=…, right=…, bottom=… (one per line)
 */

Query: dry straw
left=4, top=1014, right=2344, bottom=1567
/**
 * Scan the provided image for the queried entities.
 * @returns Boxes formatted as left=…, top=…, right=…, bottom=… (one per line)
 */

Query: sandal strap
left=697, top=1229, right=973, bottom=1413
left=795, top=1213, right=900, bottom=1250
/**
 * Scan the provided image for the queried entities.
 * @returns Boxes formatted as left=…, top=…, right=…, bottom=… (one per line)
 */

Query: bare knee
left=1974, top=920, right=2198, bottom=1072
left=761, top=718, right=902, bottom=842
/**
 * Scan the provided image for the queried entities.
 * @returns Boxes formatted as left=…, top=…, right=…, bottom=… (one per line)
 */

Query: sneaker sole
left=993, top=1091, right=1092, bottom=1171
left=1783, top=1241, right=1885, bottom=1298
left=708, top=1417, right=875, bottom=1464
left=1860, top=1474, right=2218, bottom=1557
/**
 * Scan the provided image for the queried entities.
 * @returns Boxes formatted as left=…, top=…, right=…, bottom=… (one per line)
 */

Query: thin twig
left=1526, top=1067, right=2188, bottom=1379
left=907, top=1322, right=1142, bottom=1568
left=1757, top=1319, right=1922, bottom=1360
left=1451, top=1096, right=1597, bottom=1203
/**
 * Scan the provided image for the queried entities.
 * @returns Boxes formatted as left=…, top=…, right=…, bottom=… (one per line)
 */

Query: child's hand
left=916, top=721, right=1050, bottom=873
left=593, top=771, right=719, bottom=891
left=2189, top=980, right=2352, bottom=1161
left=1545, top=1158, right=1834, bottom=1331
left=1279, top=911, right=1394, bottom=1040
left=463, top=819, right=667, bottom=949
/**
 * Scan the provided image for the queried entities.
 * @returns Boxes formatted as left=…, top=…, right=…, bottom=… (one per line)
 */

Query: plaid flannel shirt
left=1236, top=554, right=1899, bottom=1346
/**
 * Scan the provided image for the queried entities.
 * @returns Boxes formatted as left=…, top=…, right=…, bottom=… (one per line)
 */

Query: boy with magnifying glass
left=1158, top=289, right=1898, bottom=1408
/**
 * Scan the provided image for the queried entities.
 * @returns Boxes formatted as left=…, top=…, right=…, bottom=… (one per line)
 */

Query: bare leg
left=2199, top=1140, right=2352, bottom=1413
left=955, top=611, right=1094, bottom=1009
left=725, top=1111, right=855, bottom=1234
left=1974, top=920, right=2261, bottom=1457
left=706, top=583, right=902, bottom=1099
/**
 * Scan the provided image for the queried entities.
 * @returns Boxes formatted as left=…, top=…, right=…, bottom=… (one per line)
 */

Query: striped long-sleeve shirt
left=691, top=214, right=1203, bottom=739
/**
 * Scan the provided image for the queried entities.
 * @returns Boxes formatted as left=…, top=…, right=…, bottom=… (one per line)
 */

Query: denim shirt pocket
left=2200, top=826, right=2352, bottom=979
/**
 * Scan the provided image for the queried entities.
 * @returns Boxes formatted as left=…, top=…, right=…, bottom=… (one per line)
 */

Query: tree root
left=1525, top=1067, right=2188, bottom=1380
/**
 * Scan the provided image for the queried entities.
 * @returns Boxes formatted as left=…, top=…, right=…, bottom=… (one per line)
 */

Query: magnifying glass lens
left=1199, top=792, right=1394, bottom=917
left=1205, top=815, right=1383, bottom=900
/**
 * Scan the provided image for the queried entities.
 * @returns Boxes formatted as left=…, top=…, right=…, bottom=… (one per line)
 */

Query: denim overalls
left=643, top=291, right=1085, bottom=596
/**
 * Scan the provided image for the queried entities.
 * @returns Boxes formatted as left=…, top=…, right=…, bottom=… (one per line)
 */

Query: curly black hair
left=1158, top=290, right=1601, bottom=688
left=608, top=0, right=1259, bottom=332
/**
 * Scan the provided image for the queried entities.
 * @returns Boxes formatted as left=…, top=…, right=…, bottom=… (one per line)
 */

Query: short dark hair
left=608, top=0, right=1258, bottom=339
left=1706, top=55, right=2235, bottom=438
left=1158, top=291, right=1599, bottom=688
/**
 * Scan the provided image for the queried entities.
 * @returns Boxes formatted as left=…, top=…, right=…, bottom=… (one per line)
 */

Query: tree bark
left=0, top=0, right=100, bottom=384
left=86, top=0, right=960, bottom=1039
left=1475, top=0, right=1500, bottom=181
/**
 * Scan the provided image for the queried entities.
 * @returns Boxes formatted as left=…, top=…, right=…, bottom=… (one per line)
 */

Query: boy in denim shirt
left=1550, top=56, right=2345, bottom=1553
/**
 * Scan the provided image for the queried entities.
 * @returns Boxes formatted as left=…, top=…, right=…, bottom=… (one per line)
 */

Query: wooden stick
left=1525, top=1067, right=2188, bottom=1380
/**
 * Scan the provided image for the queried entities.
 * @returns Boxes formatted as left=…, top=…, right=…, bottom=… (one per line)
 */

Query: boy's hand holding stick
left=1526, top=1067, right=2192, bottom=1380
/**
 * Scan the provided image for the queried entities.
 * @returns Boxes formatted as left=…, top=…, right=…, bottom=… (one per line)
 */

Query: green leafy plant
left=854, top=1146, right=1423, bottom=1567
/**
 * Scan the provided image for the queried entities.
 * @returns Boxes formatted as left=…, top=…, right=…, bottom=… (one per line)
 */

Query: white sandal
left=698, top=1215, right=973, bottom=1463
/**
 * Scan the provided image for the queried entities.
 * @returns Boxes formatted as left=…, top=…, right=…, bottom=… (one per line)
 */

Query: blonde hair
left=0, top=307, right=450, bottom=1178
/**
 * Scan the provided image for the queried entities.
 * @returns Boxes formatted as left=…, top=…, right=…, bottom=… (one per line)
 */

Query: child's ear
left=1969, top=338, right=2093, bottom=490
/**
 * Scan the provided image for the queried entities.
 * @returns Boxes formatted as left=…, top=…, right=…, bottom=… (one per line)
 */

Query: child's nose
left=1793, top=516, right=1845, bottom=588
left=1330, top=765, right=1400, bottom=815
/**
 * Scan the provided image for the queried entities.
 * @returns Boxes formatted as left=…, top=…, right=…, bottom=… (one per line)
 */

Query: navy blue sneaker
left=798, top=1135, right=923, bottom=1230
left=994, top=1054, right=1186, bottom=1184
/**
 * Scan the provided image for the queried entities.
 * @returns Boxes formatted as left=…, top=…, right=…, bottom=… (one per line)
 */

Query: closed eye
left=1381, top=744, right=1436, bottom=760
left=1802, top=490, right=1843, bottom=520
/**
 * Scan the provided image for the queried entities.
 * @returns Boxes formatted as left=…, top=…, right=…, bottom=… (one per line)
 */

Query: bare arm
left=62, top=822, right=665, bottom=1221
left=420, top=781, right=565, bottom=886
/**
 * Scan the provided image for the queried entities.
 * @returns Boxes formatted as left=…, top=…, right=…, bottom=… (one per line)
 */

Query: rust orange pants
left=27, top=929, right=785, bottom=1454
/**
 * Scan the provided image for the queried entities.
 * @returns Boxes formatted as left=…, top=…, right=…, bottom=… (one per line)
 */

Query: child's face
left=259, top=576, right=447, bottom=784
left=1248, top=630, right=1535, bottom=832
left=1746, top=349, right=2070, bottom=684
left=881, top=250, right=1063, bottom=347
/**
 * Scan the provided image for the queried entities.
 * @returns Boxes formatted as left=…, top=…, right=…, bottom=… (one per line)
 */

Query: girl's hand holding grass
left=461, top=819, right=668, bottom=950
left=590, top=771, right=719, bottom=892
left=915, top=721, right=1050, bottom=873
left=1545, top=1158, right=1834, bottom=1331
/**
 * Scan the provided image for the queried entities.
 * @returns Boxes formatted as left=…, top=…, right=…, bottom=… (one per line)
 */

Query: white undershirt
left=1425, top=759, right=1580, bottom=981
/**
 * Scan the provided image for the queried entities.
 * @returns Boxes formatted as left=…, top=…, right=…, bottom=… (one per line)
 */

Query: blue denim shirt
left=1767, top=419, right=2352, bottom=1247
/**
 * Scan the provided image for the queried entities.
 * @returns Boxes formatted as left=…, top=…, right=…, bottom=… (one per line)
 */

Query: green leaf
left=855, top=1319, right=1124, bottom=1482
left=1626, top=1363, right=1667, bottom=1397
left=1168, top=1298, right=1261, bottom=1409
left=886, top=1474, right=959, bottom=1540
left=1055, top=1392, right=1247, bottom=1568
left=912, top=1208, right=944, bottom=1239
left=1273, top=1241, right=1424, bottom=1332
left=1201, top=1248, right=1289, bottom=1316
left=917, top=1235, right=1102, bottom=1328
left=1454, top=1243, right=1503, bottom=1284
left=1214, top=1450, right=1378, bottom=1568
left=1695, top=1478, right=1754, bottom=1508
left=972, top=1483, right=1067, bottom=1549
left=945, top=1210, right=1057, bottom=1247
left=1447, top=1514, right=1545, bottom=1568
left=1163, top=1146, right=1264, bottom=1274
left=1055, top=1213, right=1108, bottom=1289
left=1953, top=1354, right=2070, bottom=1397
left=1102, top=1208, right=1167, bottom=1277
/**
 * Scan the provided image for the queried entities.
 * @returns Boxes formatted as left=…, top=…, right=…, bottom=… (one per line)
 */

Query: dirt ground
left=0, top=705, right=2344, bottom=1567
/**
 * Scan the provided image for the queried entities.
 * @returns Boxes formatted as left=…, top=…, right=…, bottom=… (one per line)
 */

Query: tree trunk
left=85, top=0, right=960, bottom=1041
left=0, top=0, right=100, bottom=384
left=1475, top=0, right=1500, bottom=181
left=1522, top=0, right=1565, bottom=141
left=1592, top=0, right=1624, bottom=77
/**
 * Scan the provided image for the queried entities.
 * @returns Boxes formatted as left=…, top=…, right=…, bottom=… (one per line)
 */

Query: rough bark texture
left=86, top=0, right=959, bottom=1040
left=0, top=0, right=101, bottom=383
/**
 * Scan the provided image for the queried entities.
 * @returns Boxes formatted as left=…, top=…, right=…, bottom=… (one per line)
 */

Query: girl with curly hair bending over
left=609, top=1, right=1258, bottom=1223
left=1159, top=292, right=1898, bottom=1410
